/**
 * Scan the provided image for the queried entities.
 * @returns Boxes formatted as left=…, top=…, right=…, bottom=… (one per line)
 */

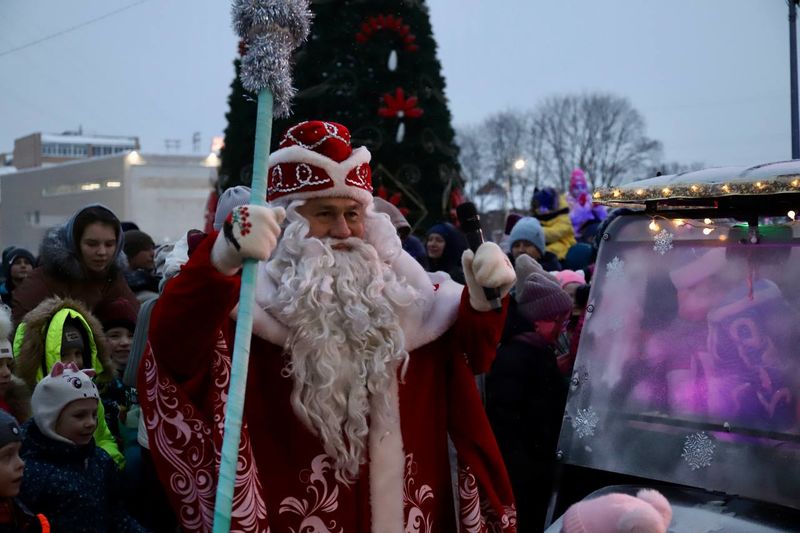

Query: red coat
left=141, top=234, right=517, bottom=532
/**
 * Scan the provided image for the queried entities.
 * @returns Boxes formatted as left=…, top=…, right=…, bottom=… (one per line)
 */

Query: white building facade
left=0, top=151, right=217, bottom=251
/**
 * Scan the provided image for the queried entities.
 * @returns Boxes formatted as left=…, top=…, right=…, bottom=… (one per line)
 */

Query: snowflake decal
left=682, top=432, right=716, bottom=470
left=653, top=229, right=674, bottom=255
left=605, top=256, right=625, bottom=280
left=571, top=407, right=599, bottom=439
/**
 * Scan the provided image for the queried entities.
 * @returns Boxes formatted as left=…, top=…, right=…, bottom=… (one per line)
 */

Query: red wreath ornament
left=378, top=88, right=423, bottom=119
left=355, top=14, right=419, bottom=52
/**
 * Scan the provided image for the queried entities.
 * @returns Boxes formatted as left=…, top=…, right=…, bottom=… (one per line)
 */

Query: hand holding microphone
left=457, top=203, right=515, bottom=312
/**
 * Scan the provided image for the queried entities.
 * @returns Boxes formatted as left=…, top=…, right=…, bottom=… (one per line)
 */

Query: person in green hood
left=11, top=296, right=124, bottom=468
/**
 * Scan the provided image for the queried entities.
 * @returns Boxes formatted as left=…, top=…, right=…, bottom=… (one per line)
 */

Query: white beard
left=264, top=217, right=415, bottom=483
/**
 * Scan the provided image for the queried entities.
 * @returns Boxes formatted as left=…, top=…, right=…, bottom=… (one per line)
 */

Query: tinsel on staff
left=214, top=1, right=311, bottom=531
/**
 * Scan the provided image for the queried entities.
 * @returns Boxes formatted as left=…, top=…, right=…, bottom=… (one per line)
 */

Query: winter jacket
left=18, top=421, right=146, bottom=533
left=536, top=194, right=576, bottom=260
left=0, top=498, right=48, bottom=533
left=486, top=300, right=568, bottom=532
left=13, top=297, right=124, bottom=468
left=11, top=214, right=138, bottom=324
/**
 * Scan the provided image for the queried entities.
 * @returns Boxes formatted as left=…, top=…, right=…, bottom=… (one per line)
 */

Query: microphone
left=456, top=202, right=503, bottom=312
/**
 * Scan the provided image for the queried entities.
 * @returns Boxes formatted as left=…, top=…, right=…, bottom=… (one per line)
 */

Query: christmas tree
left=221, top=0, right=462, bottom=230
left=219, top=53, right=258, bottom=190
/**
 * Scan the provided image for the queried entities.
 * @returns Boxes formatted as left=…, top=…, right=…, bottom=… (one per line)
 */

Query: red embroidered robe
left=140, top=234, right=517, bottom=532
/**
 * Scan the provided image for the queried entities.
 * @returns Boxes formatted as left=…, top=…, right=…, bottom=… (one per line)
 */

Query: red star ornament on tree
left=378, top=88, right=423, bottom=143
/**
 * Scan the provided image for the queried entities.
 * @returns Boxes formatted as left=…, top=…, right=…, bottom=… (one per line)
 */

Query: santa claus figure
left=566, top=168, right=607, bottom=242
left=140, top=121, right=518, bottom=532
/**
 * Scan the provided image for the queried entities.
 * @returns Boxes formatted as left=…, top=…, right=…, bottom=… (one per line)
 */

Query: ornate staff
left=214, top=1, right=311, bottom=530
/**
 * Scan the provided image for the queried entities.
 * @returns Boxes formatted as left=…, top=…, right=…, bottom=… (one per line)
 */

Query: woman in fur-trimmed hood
left=11, top=205, right=139, bottom=324
left=13, top=296, right=124, bottom=467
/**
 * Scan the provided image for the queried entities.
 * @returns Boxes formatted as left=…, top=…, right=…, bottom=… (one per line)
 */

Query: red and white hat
left=267, top=121, right=373, bottom=206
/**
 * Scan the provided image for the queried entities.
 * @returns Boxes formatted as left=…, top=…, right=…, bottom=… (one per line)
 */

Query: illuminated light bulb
left=722, top=184, right=731, bottom=193
left=613, top=190, right=621, bottom=198
left=703, top=228, right=714, bottom=235
left=594, top=191, right=601, bottom=199
left=793, top=180, right=799, bottom=187
left=690, top=185, right=699, bottom=192
left=513, top=159, right=525, bottom=170
left=789, top=210, right=796, bottom=221
left=673, top=219, right=685, bottom=227
left=636, top=189, right=645, bottom=196
left=704, top=218, right=713, bottom=225
left=661, top=187, right=671, bottom=195
left=719, top=234, right=728, bottom=241
left=649, top=220, right=660, bottom=232
left=756, top=181, right=764, bottom=189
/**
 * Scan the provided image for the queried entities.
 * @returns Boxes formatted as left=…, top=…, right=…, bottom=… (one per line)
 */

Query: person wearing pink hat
left=566, top=168, right=607, bottom=243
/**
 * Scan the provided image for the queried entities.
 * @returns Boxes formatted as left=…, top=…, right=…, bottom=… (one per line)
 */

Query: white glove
left=211, top=205, right=285, bottom=275
left=462, top=242, right=516, bottom=312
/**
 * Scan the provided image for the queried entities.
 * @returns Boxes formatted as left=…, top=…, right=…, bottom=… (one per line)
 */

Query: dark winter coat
left=11, top=221, right=138, bottom=324
left=486, top=299, right=568, bottom=532
left=0, top=498, right=48, bottom=532
left=18, top=421, right=146, bottom=533
left=123, top=269, right=160, bottom=300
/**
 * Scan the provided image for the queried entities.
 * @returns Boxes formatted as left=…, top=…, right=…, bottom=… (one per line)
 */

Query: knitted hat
left=533, top=187, right=557, bottom=212
left=372, top=197, right=410, bottom=230
left=214, top=186, right=252, bottom=231
left=508, top=217, right=546, bottom=256
left=569, top=168, right=588, bottom=195
left=5, top=247, right=35, bottom=271
left=32, top=362, right=99, bottom=444
left=0, top=304, right=12, bottom=360
left=95, top=297, right=137, bottom=332
left=267, top=121, right=372, bottom=206
left=561, top=489, right=672, bottom=533
left=554, top=269, right=586, bottom=289
left=0, top=411, right=21, bottom=450
left=123, top=230, right=155, bottom=260
left=61, top=320, right=85, bottom=355
left=514, top=255, right=572, bottom=322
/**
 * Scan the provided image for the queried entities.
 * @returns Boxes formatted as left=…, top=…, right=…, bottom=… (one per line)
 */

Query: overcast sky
left=0, top=0, right=793, bottom=170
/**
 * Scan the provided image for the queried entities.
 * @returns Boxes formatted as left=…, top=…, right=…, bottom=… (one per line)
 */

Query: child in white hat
left=18, top=363, right=146, bottom=532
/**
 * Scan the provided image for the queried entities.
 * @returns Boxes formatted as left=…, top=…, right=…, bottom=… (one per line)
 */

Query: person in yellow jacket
left=531, top=187, right=576, bottom=261
left=11, top=296, right=124, bottom=468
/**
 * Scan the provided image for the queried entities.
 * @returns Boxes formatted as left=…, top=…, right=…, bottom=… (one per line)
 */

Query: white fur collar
left=231, top=251, right=462, bottom=532
left=241, top=249, right=463, bottom=352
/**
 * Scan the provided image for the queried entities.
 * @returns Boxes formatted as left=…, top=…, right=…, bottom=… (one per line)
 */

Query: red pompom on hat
left=267, top=121, right=373, bottom=206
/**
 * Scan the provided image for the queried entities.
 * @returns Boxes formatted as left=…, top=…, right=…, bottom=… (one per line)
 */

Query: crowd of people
left=0, top=120, right=631, bottom=532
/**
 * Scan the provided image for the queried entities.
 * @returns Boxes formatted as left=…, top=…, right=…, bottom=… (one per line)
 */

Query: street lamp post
left=506, top=158, right=526, bottom=219
left=790, top=0, right=800, bottom=158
